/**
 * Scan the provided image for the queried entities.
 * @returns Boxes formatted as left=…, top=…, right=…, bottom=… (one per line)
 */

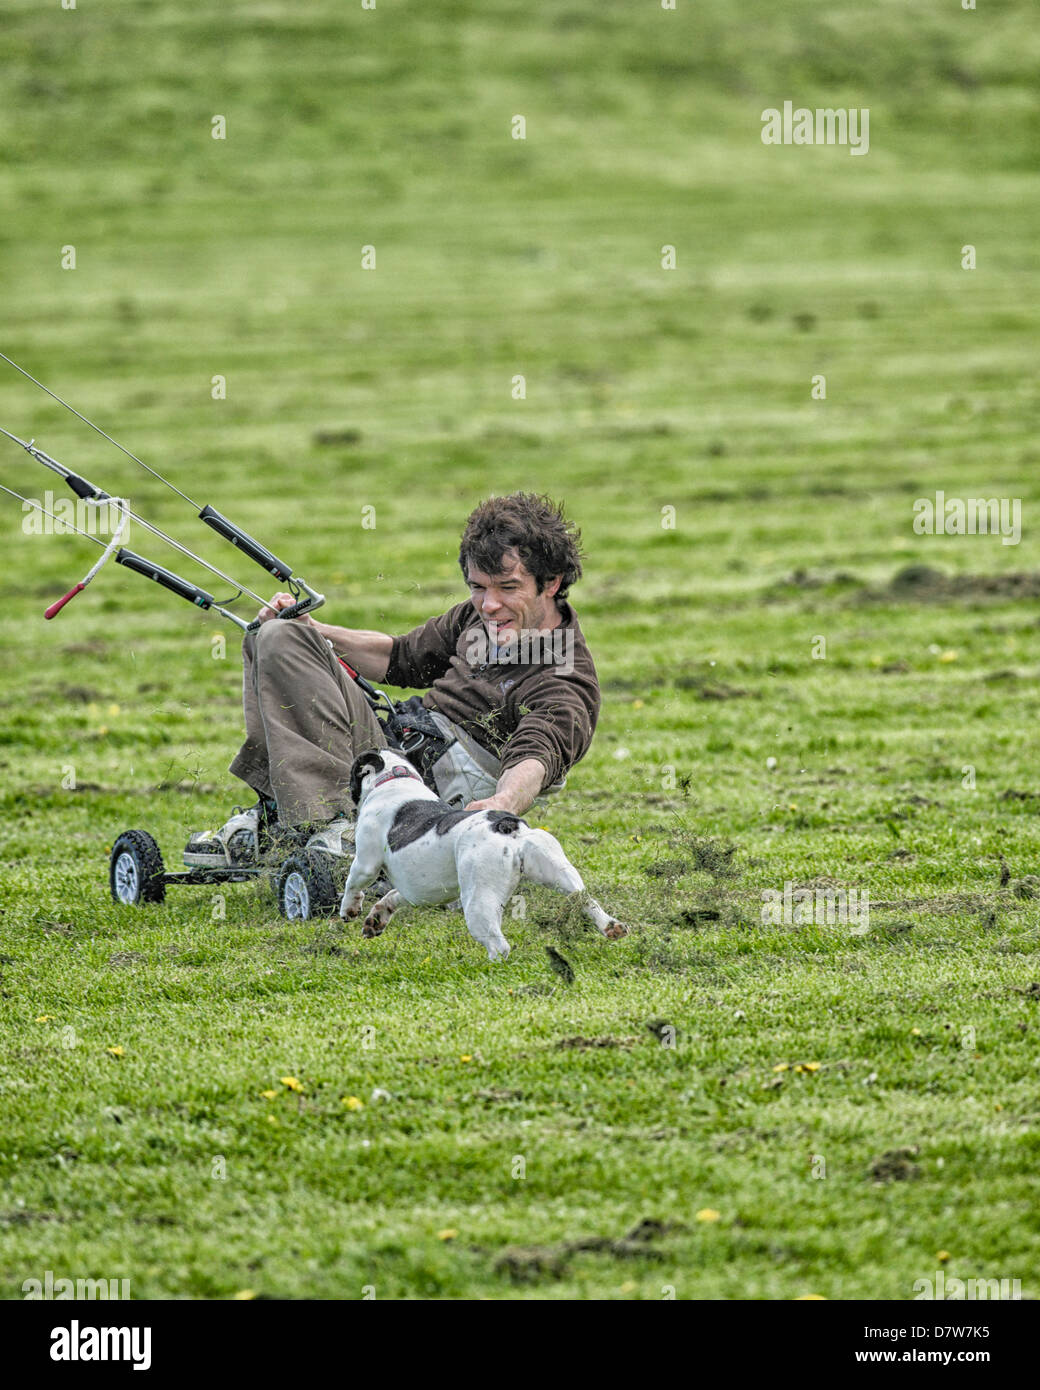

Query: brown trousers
left=228, top=621, right=389, bottom=826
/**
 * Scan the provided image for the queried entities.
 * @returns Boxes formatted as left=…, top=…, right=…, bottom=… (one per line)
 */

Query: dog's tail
left=487, top=811, right=524, bottom=836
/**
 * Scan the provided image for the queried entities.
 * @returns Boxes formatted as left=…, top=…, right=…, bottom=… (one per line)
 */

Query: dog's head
left=349, top=749, right=420, bottom=807
left=349, top=750, right=388, bottom=807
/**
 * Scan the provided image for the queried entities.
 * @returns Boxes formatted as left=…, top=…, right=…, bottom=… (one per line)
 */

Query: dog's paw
left=362, top=909, right=389, bottom=939
left=604, top=921, right=629, bottom=941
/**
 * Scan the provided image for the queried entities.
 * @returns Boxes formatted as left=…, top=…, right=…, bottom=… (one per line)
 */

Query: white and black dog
left=340, top=750, right=628, bottom=960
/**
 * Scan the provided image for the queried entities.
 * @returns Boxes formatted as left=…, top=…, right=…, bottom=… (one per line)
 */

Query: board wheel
left=110, top=830, right=166, bottom=905
left=276, top=851, right=341, bottom=920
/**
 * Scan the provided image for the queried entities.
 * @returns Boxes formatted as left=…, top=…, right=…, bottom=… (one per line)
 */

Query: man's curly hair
left=458, top=493, right=584, bottom=601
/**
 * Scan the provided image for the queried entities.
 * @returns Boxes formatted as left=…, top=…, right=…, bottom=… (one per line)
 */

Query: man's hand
left=465, top=758, right=547, bottom=817
left=255, top=592, right=318, bottom=626
left=466, top=796, right=511, bottom=814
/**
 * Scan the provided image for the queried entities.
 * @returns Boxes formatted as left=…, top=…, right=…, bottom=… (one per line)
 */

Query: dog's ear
left=350, top=750, right=386, bottom=806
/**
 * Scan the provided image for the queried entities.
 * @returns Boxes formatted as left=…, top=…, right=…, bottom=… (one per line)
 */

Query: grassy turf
left=1, top=0, right=1039, bottom=1299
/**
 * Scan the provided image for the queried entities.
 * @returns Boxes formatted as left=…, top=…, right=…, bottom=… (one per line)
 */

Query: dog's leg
left=338, top=831, right=385, bottom=920
left=458, top=880, right=512, bottom=961
left=579, top=894, right=629, bottom=940
left=452, top=839, right=519, bottom=960
left=362, top=888, right=401, bottom=939
left=520, top=829, right=629, bottom=940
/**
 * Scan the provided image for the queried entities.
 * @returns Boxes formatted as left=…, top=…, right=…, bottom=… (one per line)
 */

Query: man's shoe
left=304, top=816, right=356, bottom=858
left=299, top=815, right=389, bottom=899
left=184, top=801, right=272, bottom=868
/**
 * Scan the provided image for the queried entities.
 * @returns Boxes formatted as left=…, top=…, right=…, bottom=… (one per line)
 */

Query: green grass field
left=1, top=0, right=1039, bottom=1300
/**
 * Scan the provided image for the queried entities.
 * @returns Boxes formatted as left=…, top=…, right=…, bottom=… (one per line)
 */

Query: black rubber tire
left=110, top=830, right=167, bottom=905
left=276, top=851, right=341, bottom=920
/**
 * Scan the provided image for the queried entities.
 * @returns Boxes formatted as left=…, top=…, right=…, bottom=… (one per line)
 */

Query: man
left=184, top=492, right=601, bottom=867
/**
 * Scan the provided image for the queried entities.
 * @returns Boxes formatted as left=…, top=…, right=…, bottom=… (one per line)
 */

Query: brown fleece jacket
left=385, top=599, right=600, bottom=791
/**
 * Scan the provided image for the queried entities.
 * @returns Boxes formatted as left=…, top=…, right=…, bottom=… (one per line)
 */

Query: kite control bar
left=0, top=355, right=326, bottom=630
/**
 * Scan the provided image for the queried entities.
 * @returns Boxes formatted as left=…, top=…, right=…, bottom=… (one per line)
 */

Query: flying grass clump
left=647, top=819, right=744, bottom=884
left=521, top=884, right=605, bottom=944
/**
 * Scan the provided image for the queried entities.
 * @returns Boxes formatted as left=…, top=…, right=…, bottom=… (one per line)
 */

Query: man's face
left=465, top=549, right=562, bottom=646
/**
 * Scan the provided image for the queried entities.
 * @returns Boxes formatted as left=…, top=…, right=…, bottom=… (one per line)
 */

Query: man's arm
left=255, top=593, right=392, bottom=681
left=466, top=758, right=547, bottom=817
left=312, top=621, right=392, bottom=681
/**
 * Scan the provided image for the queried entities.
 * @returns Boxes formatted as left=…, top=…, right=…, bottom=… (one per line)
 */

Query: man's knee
left=255, top=619, right=326, bottom=665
